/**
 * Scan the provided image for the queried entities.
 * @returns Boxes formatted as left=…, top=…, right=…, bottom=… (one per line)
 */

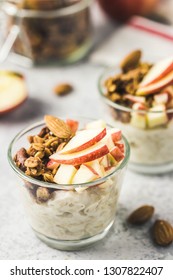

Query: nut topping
left=120, top=49, right=142, bottom=73
left=44, top=115, right=72, bottom=138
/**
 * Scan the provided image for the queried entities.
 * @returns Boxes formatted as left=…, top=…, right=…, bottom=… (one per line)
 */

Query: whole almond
left=44, top=115, right=72, bottom=139
left=54, top=83, right=73, bottom=96
left=128, top=205, right=154, bottom=225
left=120, top=50, right=142, bottom=73
left=152, top=220, right=173, bottom=246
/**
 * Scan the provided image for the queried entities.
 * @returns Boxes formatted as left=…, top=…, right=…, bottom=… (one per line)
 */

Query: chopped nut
left=27, top=135, right=34, bottom=143
left=33, top=135, right=44, bottom=143
left=32, top=143, right=45, bottom=151
left=36, top=187, right=51, bottom=203
left=120, top=49, right=142, bottom=73
left=54, top=83, right=73, bottom=96
left=43, top=173, right=54, bottom=182
left=38, top=127, right=50, bottom=138
left=14, top=148, right=28, bottom=171
left=24, top=157, right=42, bottom=168
left=35, top=151, right=45, bottom=159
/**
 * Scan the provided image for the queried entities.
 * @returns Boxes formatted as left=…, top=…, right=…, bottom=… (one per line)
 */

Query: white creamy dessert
left=110, top=119, right=173, bottom=165
left=21, top=173, right=123, bottom=241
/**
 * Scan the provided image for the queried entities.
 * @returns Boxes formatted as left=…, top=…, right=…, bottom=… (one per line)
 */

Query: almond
left=44, top=115, right=72, bottom=139
left=152, top=219, right=173, bottom=246
left=54, top=83, right=73, bottom=96
left=120, top=50, right=142, bottom=73
left=128, top=205, right=154, bottom=225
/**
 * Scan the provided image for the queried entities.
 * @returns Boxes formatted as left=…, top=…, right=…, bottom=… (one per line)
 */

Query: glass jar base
left=129, top=161, right=173, bottom=175
left=33, top=221, right=114, bottom=251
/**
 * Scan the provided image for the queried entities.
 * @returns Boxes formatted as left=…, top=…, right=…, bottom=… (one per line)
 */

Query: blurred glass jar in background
left=2, top=0, right=92, bottom=65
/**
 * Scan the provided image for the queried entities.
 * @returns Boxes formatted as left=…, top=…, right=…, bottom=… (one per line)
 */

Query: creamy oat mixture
left=21, top=174, right=123, bottom=240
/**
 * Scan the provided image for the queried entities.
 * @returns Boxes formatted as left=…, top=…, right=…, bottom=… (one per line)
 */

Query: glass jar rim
left=98, top=66, right=173, bottom=114
left=8, top=118, right=130, bottom=191
left=3, top=0, right=92, bottom=18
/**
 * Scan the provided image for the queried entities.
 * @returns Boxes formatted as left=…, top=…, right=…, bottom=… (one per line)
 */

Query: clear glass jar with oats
left=8, top=116, right=130, bottom=250
left=2, top=0, right=92, bottom=65
left=99, top=50, right=173, bottom=174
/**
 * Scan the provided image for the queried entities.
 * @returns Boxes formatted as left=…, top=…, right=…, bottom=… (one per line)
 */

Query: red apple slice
left=0, top=71, right=27, bottom=115
left=50, top=142, right=109, bottom=165
left=101, top=128, right=122, bottom=151
left=136, top=70, right=173, bottom=96
left=47, top=159, right=60, bottom=170
left=72, top=164, right=99, bottom=184
left=110, top=146, right=124, bottom=162
left=139, top=56, right=173, bottom=87
left=124, top=94, right=146, bottom=104
left=66, top=119, right=79, bottom=133
left=84, top=159, right=105, bottom=177
left=59, top=128, right=106, bottom=154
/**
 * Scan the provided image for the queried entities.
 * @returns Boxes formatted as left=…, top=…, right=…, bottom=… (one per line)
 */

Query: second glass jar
left=3, top=0, right=92, bottom=65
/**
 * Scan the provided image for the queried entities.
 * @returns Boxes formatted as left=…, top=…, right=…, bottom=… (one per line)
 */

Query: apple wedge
left=50, top=142, right=109, bottom=165
left=84, top=159, right=105, bottom=177
left=0, top=71, right=27, bottom=115
left=54, top=164, right=77, bottom=184
left=101, top=128, right=122, bottom=151
left=72, top=164, right=99, bottom=184
left=85, top=119, right=106, bottom=129
left=110, top=146, right=124, bottom=162
left=47, top=159, right=60, bottom=170
left=139, top=56, right=173, bottom=87
left=66, top=119, right=79, bottom=133
left=136, top=70, right=173, bottom=96
left=147, top=105, right=168, bottom=128
left=58, top=128, right=106, bottom=154
left=124, top=94, right=146, bottom=104
left=130, top=102, right=147, bottom=129
left=154, top=92, right=169, bottom=105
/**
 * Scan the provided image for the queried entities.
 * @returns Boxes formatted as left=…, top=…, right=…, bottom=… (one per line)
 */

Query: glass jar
left=8, top=118, right=130, bottom=250
left=2, top=0, right=92, bottom=65
left=99, top=67, right=173, bottom=175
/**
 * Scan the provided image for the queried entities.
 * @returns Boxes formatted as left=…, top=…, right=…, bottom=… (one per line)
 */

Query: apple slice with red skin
left=72, top=164, right=99, bottom=184
left=0, top=71, right=27, bottom=115
left=47, top=159, right=60, bottom=170
left=66, top=119, right=79, bottom=133
left=50, top=142, right=109, bottom=165
left=110, top=146, right=124, bottom=162
left=115, top=142, right=125, bottom=153
left=137, top=70, right=173, bottom=96
left=124, top=94, right=146, bottom=104
left=139, top=57, right=173, bottom=88
left=58, top=128, right=106, bottom=155
left=101, top=128, right=122, bottom=151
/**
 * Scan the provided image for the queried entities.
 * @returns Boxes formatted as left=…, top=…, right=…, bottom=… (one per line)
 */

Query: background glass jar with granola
left=2, top=0, right=92, bottom=65
left=99, top=50, right=173, bottom=174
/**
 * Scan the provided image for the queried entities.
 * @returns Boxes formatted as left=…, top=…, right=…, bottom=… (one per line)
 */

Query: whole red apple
left=98, top=0, right=159, bottom=22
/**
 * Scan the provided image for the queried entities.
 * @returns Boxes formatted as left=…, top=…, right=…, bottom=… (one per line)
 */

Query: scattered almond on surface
left=53, top=83, right=73, bottom=96
left=152, top=219, right=173, bottom=246
left=127, top=205, right=154, bottom=225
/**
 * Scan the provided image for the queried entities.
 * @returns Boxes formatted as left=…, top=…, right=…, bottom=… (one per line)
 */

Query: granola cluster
left=14, top=125, right=70, bottom=183
left=104, top=50, right=152, bottom=105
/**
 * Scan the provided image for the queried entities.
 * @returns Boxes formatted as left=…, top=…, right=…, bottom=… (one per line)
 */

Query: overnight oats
left=99, top=50, right=173, bottom=174
left=8, top=116, right=130, bottom=250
